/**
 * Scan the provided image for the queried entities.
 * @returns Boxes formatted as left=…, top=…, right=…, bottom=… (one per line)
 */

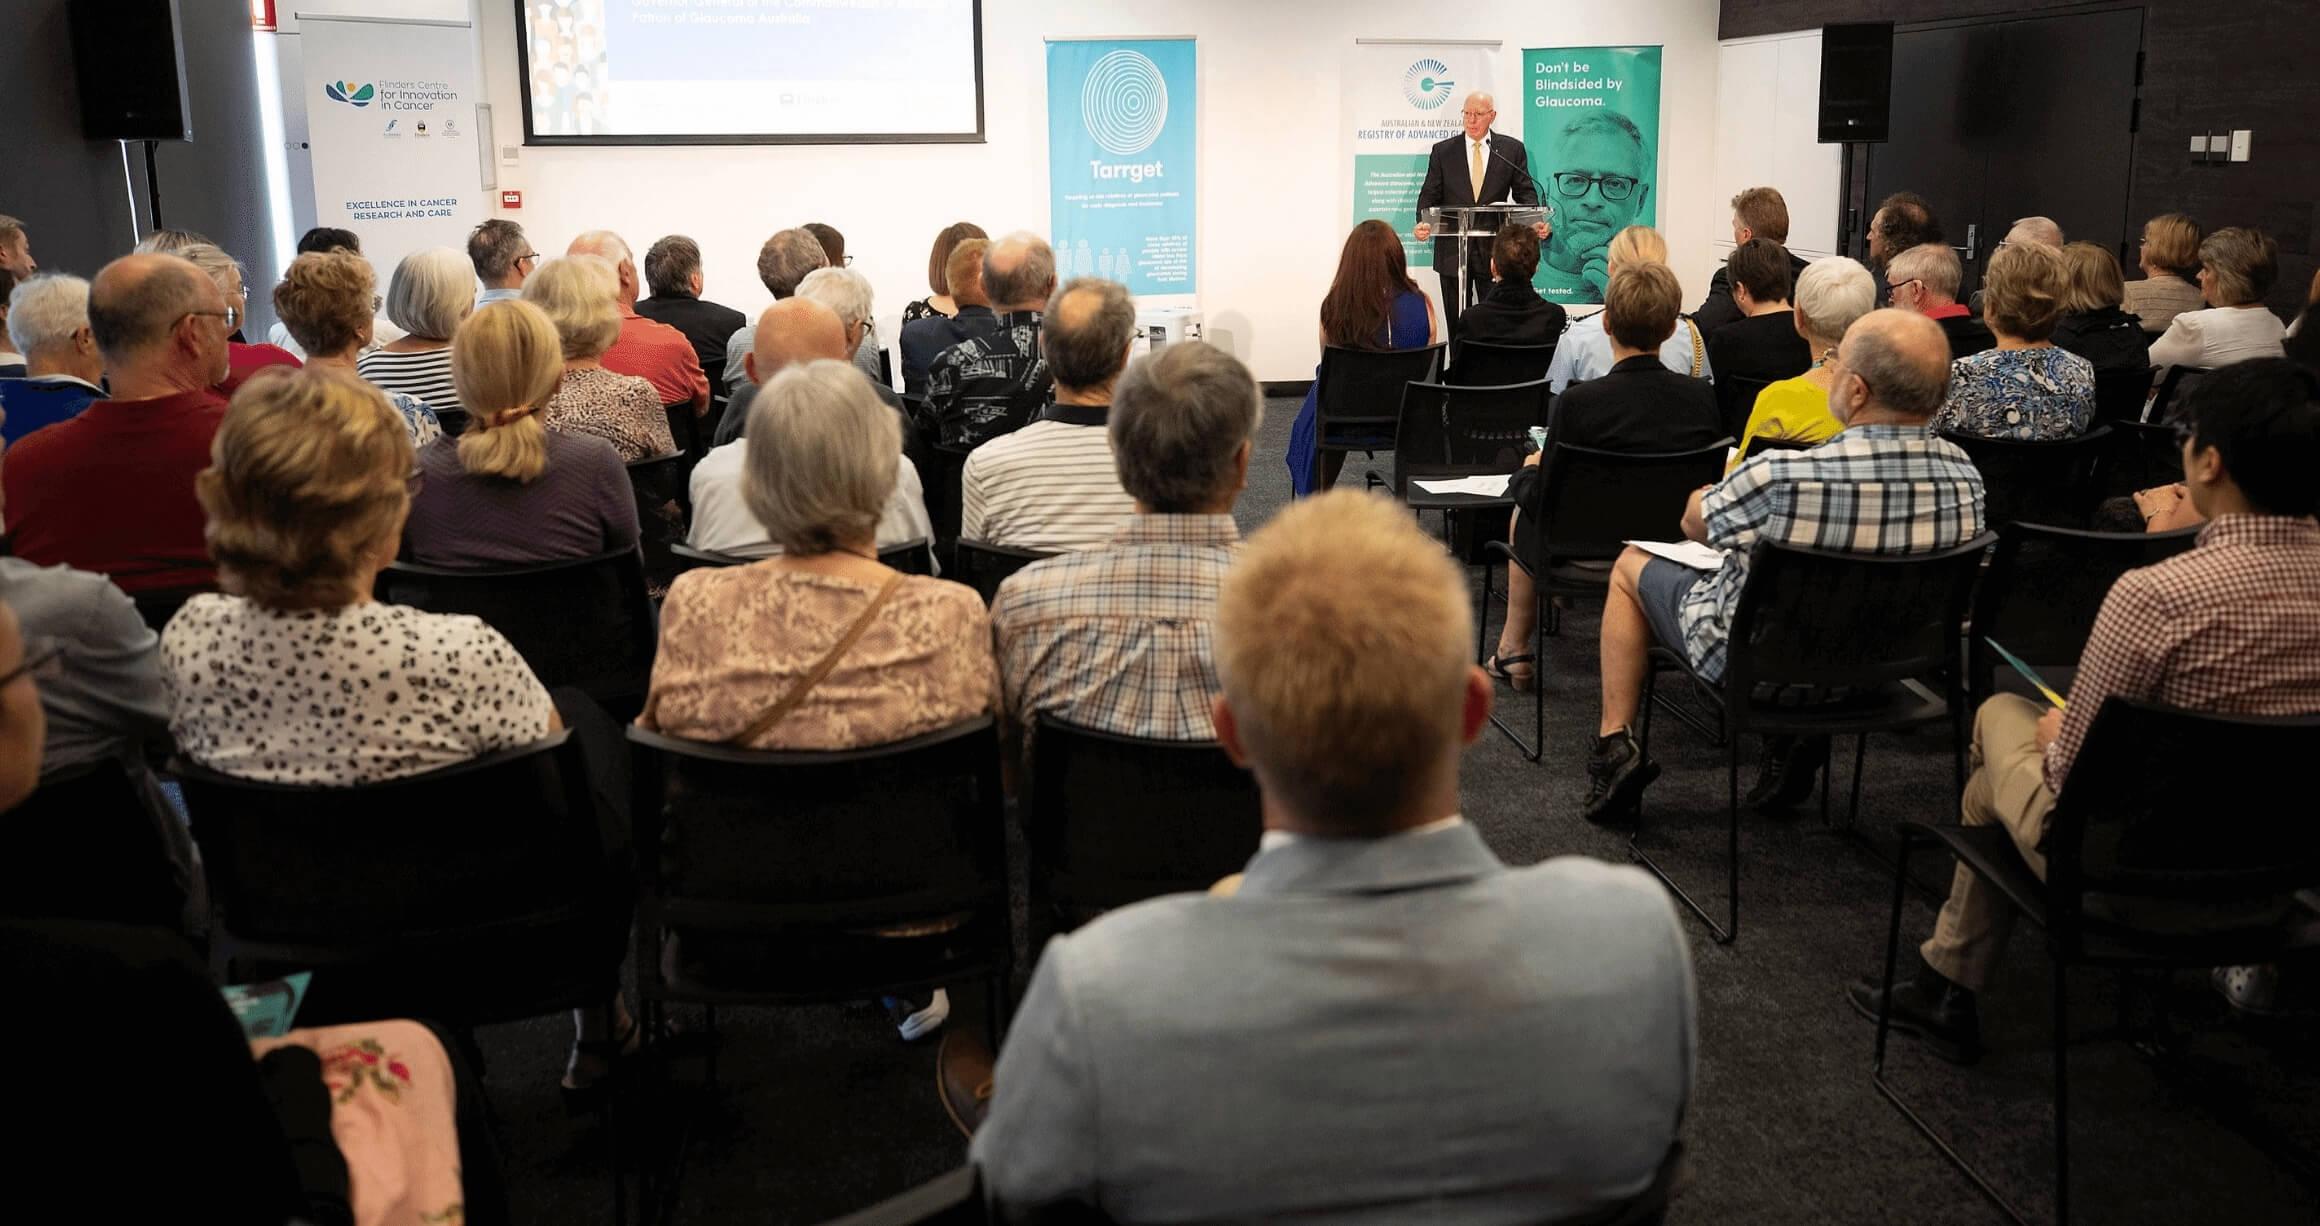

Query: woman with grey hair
left=2147, top=227, right=2287, bottom=374
left=358, top=247, right=476, bottom=411
left=1730, top=255, right=1878, bottom=463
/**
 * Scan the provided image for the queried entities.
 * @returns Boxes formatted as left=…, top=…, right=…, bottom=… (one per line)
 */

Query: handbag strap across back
left=729, top=571, right=908, bottom=747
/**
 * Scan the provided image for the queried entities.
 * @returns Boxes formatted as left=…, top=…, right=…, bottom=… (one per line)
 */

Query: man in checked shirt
left=1851, top=359, right=2320, bottom=1061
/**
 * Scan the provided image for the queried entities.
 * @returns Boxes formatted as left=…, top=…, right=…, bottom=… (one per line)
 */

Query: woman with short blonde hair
left=272, top=250, right=441, bottom=445
left=1544, top=224, right=1708, bottom=392
left=2148, top=226, right=2287, bottom=373
left=358, top=247, right=474, bottom=410
left=523, top=256, right=674, bottom=461
left=2122, top=213, right=2205, bottom=333
left=179, top=241, right=301, bottom=393
left=401, top=300, right=639, bottom=568
left=2051, top=242, right=2150, bottom=377
left=1933, top=242, right=2094, bottom=440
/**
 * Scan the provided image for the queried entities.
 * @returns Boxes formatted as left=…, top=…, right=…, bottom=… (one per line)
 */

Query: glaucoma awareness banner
left=1343, top=42, right=1499, bottom=271
left=1522, top=46, right=1663, bottom=306
left=1046, top=38, right=1198, bottom=297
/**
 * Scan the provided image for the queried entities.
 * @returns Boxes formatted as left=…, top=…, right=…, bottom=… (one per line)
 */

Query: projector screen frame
left=512, top=0, right=987, bottom=147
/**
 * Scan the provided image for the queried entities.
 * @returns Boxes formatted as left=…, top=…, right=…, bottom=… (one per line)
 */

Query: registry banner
left=1344, top=41, right=1499, bottom=270
left=302, top=16, right=484, bottom=293
left=1522, top=46, right=1663, bottom=305
left=1046, top=38, right=1197, bottom=297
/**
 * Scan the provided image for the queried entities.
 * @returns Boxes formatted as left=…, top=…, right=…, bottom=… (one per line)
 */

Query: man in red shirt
left=567, top=229, right=710, bottom=417
left=3, top=254, right=232, bottom=595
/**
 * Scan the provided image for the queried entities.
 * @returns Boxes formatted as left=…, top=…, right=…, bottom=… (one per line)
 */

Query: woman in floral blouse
left=524, top=255, right=677, bottom=461
left=1933, top=242, right=2095, bottom=441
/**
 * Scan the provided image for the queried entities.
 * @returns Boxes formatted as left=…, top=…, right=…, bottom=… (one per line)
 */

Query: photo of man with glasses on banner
left=1536, top=111, right=1654, bottom=304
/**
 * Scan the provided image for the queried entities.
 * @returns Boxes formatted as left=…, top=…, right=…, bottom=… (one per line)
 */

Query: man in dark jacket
left=1693, top=187, right=1811, bottom=336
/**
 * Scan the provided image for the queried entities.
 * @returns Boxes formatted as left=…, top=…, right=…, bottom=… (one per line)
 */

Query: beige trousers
left=1921, top=694, right=2056, bottom=991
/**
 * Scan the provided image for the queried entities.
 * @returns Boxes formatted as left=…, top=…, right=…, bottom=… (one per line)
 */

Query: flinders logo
left=1403, top=59, right=1455, bottom=110
left=325, top=80, right=376, bottom=107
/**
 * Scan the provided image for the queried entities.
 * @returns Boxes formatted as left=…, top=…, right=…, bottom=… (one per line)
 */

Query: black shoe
left=1847, top=958, right=1984, bottom=1064
left=1745, top=735, right=1827, bottom=813
left=1584, top=728, right=1660, bottom=825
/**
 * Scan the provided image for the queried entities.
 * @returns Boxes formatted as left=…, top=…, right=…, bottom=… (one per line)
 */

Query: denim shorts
left=1636, top=556, right=1705, bottom=666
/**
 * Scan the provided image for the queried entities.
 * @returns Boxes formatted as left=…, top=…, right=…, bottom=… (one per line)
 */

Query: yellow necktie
left=1469, top=141, right=1486, bottom=201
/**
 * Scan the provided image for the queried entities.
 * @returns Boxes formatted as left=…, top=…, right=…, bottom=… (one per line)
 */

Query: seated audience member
left=2289, top=270, right=2320, bottom=373
left=1886, top=242, right=1994, bottom=360
left=469, top=218, right=536, bottom=307
left=525, top=256, right=677, bottom=462
left=1730, top=257, right=1878, bottom=464
left=2001, top=215, right=2064, bottom=250
left=2051, top=241, right=2152, bottom=377
left=2122, top=212, right=2206, bottom=334
left=1850, top=358, right=2320, bottom=1057
left=900, top=237, right=997, bottom=400
left=0, top=214, right=36, bottom=280
left=134, top=229, right=211, bottom=258
left=962, top=278, right=1139, bottom=552
left=2148, top=227, right=2286, bottom=372
left=720, top=227, right=829, bottom=395
left=1487, top=263, right=1728, bottom=691
left=1, top=274, right=106, bottom=443
left=271, top=251, right=442, bottom=446
left=567, top=230, right=710, bottom=416
left=0, top=600, right=36, bottom=812
left=1933, top=242, right=2095, bottom=441
left=690, top=297, right=929, bottom=559
left=1866, top=192, right=1942, bottom=300
left=265, top=227, right=398, bottom=358
left=3, top=254, right=231, bottom=595
left=358, top=247, right=474, bottom=411
left=1284, top=220, right=1437, bottom=496
left=1704, top=238, right=1813, bottom=418
left=927, top=232, right=1058, bottom=450
left=1583, top=310, right=1986, bottom=821
left=797, top=267, right=906, bottom=412
left=903, top=221, right=989, bottom=323
left=1456, top=222, right=1567, bottom=351
left=1545, top=226, right=1710, bottom=394
left=803, top=222, right=890, bottom=386
left=634, top=234, right=746, bottom=416
left=969, top=489, right=1696, bottom=1221
left=0, top=268, right=23, bottom=378
left=1693, top=186, right=1811, bottom=335
left=991, top=341, right=1259, bottom=741
left=180, top=244, right=299, bottom=394
left=404, top=300, right=638, bottom=567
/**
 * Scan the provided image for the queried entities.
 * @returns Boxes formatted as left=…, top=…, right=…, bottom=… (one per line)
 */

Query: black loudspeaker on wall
left=68, top=0, right=193, bottom=142
left=1818, top=22, right=1894, bottom=144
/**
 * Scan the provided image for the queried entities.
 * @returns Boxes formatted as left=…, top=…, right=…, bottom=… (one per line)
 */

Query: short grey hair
left=468, top=219, right=530, bottom=282
left=1843, top=311, right=1951, bottom=419
left=1041, top=278, right=1136, bottom=390
left=742, top=360, right=899, bottom=554
left=796, top=266, right=874, bottom=329
left=568, top=229, right=633, bottom=267
left=1792, top=256, right=1876, bottom=346
left=755, top=228, right=829, bottom=298
left=176, top=242, right=245, bottom=296
left=385, top=247, right=476, bottom=340
left=983, top=232, right=1057, bottom=308
left=2007, top=216, right=2064, bottom=247
left=1111, top=341, right=1264, bottom=512
left=1884, top=242, right=1962, bottom=299
left=7, top=274, right=91, bottom=357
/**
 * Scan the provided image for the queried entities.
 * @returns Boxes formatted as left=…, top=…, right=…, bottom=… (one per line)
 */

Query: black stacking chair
left=1449, top=340, right=1556, bottom=387
left=2099, top=419, right=2185, bottom=500
left=1025, top=715, right=1261, bottom=944
left=0, top=762, right=185, bottom=931
left=1938, top=427, right=2112, bottom=529
left=431, top=405, right=471, bottom=438
left=1967, top=522, right=2201, bottom=705
left=1870, top=699, right=2320, bottom=1226
left=1634, top=532, right=1996, bottom=944
left=669, top=538, right=936, bottom=576
left=2091, top=366, right=2154, bottom=424
left=627, top=452, right=692, bottom=590
left=1313, top=343, right=1446, bottom=479
left=1383, top=380, right=1549, bottom=504
left=663, top=400, right=707, bottom=465
left=378, top=547, right=657, bottom=716
left=954, top=540, right=1054, bottom=604
left=2144, top=365, right=2211, bottom=423
left=1715, top=374, right=1776, bottom=441
left=1739, top=433, right=1818, bottom=463
left=130, top=585, right=211, bottom=635
left=920, top=443, right=974, bottom=569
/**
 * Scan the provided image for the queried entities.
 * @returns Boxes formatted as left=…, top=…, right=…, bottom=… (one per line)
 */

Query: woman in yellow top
left=1729, top=255, right=1878, bottom=469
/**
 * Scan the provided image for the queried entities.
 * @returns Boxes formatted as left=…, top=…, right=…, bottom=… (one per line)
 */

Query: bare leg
left=1598, top=547, right=1655, bottom=736
left=1497, top=512, right=1538, bottom=658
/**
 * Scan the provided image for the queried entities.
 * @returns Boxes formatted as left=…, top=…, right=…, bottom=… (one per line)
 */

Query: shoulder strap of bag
left=1686, top=317, right=1705, bottom=378
left=729, top=571, right=908, bottom=746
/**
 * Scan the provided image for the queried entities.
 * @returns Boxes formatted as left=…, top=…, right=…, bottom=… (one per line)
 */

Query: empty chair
left=1967, top=522, right=2201, bottom=704
left=1386, top=380, right=1549, bottom=505
left=1939, top=426, right=2112, bottom=529
left=377, top=547, right=657, bottom=715
left=953, top=539, right=1054, bottom=604
left=1450, top=340, right=1556, bottom=388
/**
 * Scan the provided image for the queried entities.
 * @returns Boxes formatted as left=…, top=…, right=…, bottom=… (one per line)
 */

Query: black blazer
left=1414, top=131, right=1541, bottom=273
left=635, top=293, right=748, bottom=401
left=1509, top=355, right=1725, bottom=526
left=2052, top=307, right=2151, bottom=376
left=1458, top=278, right=1567, bottom=350
left=1692, top=250, right=1814, bottom=337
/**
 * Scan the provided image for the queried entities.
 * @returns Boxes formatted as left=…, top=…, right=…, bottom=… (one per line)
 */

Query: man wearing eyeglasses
left=1413, top=92, right=1544, bottom=347
left=469, top=219, right=538, bottom=306
left=1536, top=112, right=1654, bottom=305
left=1, top=254, right=232, bottom=596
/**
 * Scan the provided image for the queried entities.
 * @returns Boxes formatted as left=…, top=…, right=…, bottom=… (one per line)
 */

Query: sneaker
left=1583, top=728, right=1660, bottom=825
left=883, top=989, right=951, bottom=1041
left=1846, top=957, right=1983, bottom=1064
left=1744, top=735, right=1826, bottom=812
left=2213, top=965, right=2284, bottom=1017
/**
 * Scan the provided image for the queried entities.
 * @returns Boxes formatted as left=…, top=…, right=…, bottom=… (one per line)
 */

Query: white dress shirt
left=686, top=442, right=932, bottom=562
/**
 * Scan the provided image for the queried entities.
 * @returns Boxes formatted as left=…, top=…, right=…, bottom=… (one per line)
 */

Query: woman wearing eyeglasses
left=179, top=243, right=301, bottom=395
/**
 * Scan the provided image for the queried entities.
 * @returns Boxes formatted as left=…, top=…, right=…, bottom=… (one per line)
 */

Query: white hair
left=796, top=266, right=874, bottom=329
left=2007, top=216, right=2064, bottom=247
left=1792, top=257, right=1877, bottom=345
left=568, top=229, right=634, bottom=267
left=385, top=247, right=477, bottom=340
left=7, top=274, right=91, bottom=357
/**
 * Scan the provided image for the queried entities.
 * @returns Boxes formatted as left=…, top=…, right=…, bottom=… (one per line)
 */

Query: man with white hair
left=1885, top=242, right=1995, bottom=360
left=926, top=231, right=1057, bottom=450
left=567, top=228, right=709, bottom=416
left=1413, top=91, right=1546, bottom=341
left=2002, top=216, right=2064, bottom=250
left=712, top=267, right=910, bottom=447
left=0, top=275, right=106, bottom=442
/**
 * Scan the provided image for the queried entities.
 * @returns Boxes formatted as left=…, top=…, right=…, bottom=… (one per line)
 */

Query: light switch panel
left=2229, top=130, right=2252, bottom=162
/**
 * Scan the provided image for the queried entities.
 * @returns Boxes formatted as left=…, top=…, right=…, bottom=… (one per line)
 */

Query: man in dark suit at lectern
left=1414, top=92, right=1545, bottom=349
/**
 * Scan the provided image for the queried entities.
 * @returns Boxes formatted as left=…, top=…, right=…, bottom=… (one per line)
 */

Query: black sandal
left=1483, top=652, right=1538, bottom=693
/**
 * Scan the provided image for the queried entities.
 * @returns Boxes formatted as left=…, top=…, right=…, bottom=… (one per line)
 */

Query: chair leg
left=1631, top=728, right=1739, bottom=945
left=1819, top=735, right=1834, bottom=828
left=1484, top=583, right=1544, bottom=763
left=2053, top=959, right=2072, bottom=1226
left=1849, top=732, right=1870, bottom=830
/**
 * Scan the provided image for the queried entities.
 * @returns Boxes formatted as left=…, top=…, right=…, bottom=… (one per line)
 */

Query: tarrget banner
left=1046, top=38, right=1198, bottom=297
left=1521, top=46, right=1663, bottom=305
left=301, top=16, right=484, bottom=292
left=1343, top=42, right=1499, bottom=270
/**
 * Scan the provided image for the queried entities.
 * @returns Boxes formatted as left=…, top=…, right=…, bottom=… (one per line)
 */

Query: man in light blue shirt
left=469, top=218, right=535, bottom=306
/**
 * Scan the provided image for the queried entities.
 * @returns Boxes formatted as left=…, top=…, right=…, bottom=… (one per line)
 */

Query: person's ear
left=74, top=325, right=96, bottom=355
left=1489, top=257, right=1501, bottom=281
left=1212, top=695, right=1251, bottom=767
left=2183, top=438, right=2223, bottom=488
left=1459, top=665, right=1492, bottom=746
left=743, top=350, right=761, bottom=385
left=1232, top=438, right=1253, bottom=490
left=688, top=270, right=704, bottom=297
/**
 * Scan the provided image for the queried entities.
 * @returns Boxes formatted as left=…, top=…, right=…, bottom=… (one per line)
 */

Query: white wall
left=1712, top=30, right=1842, bottom=262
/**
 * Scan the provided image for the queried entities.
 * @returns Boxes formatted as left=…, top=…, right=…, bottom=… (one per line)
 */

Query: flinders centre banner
left=1343, top=41, right=1499, bottom=271
left=1046, top=38, right=1198, bottom=297
left=1522, top=46, right=1663, bottom=306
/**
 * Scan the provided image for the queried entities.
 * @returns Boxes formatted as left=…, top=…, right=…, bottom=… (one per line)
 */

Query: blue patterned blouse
left=1932, top=345, right=2095, bottom=441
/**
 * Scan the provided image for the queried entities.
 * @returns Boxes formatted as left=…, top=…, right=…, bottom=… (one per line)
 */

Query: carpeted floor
left=477, top=395, right=2320, bottom=1224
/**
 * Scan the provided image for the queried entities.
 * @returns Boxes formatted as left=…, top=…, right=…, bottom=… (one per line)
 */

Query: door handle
left=1961, top=223, right=1979, bottom=263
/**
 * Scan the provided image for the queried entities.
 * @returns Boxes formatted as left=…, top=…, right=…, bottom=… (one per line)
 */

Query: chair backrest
left=1026, top=715, right=1262, bottom=920
left=919, top=443, right=973, bottom=561
left=1724, top=534, right=1996, bottom=700
left=1740, top=433, right=1817, bottom=463
left=669, top=539, right=935, bottom=577
left=431, top=405, right=471, bottom=438
left=0, top=762, right=185, bottom=930
left=377, top=547, right=656, bottom=709
left=1390, top=380, right=1550, bottom=495
left=130, top=585, right=211, bottom=635
left=662, top=400, right=705, bottom=463
left=1449, top=340, right=1555, bottom=388
left=2146, top=364, right=2211, bottom=423
left=627, top=451, right=693, bottom=588
left=1314, top=344, right=1445, bottom=446
left=1938, top=425, right=2112, bottom=529
left=1530, top=440, right=1730, bottom=565
left=2100, top=419, right=2185, bottom=499
left=2092, top=365, right=2154, bottom=423
left=1969, top=521, right=2201, bottom=698
left=1715, top=374, right=1776, bottom=441
left=954, top=539, right=1054, bottom=604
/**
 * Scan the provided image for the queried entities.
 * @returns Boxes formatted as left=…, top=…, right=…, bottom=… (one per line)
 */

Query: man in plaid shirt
left=1586, top=310, right=1987, bottom=823
left=1852, top=359, right=2320, bottom=1061
left=990, top=341, right=1260, bottom=744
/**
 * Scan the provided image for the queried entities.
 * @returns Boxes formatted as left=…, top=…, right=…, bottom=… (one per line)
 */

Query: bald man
left=1413, top=90, right=1543, bottom=345
left=568, top=228, right=709, bottom=417
left=3, top=254, right=235, bottom=594
left=1581, top=309, right=1986, bottom=824
left=689, top=297, right=931, bottom=560
left=925, top=232, right=1059, bottom=449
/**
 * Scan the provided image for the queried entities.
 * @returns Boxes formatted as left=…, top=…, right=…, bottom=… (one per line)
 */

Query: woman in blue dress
left=1286, top=220, right=1440, bottom=495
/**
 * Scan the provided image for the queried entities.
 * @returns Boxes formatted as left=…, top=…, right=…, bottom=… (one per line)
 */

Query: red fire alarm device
left=500, top=190, right=522, bottom=209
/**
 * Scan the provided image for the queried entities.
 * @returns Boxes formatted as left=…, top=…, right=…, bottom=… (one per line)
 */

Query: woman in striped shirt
left=357, top=247, right=473, bottom=416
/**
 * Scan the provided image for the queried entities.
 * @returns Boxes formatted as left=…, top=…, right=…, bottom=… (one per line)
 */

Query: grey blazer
left=972, top=822, right=1696, bottom=1225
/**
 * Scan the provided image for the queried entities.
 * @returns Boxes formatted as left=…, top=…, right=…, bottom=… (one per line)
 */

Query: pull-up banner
left=1522, top=45, right=1664, bottom=305
left=1344, top=41, right=1499, bottom=270
left=1046, top=37, right=1198, bottom=297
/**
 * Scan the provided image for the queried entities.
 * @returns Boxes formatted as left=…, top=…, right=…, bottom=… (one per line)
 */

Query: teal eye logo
left=326, top=81, right=376, bottom=107
left=1403, top=59, right=1454, bottom=110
